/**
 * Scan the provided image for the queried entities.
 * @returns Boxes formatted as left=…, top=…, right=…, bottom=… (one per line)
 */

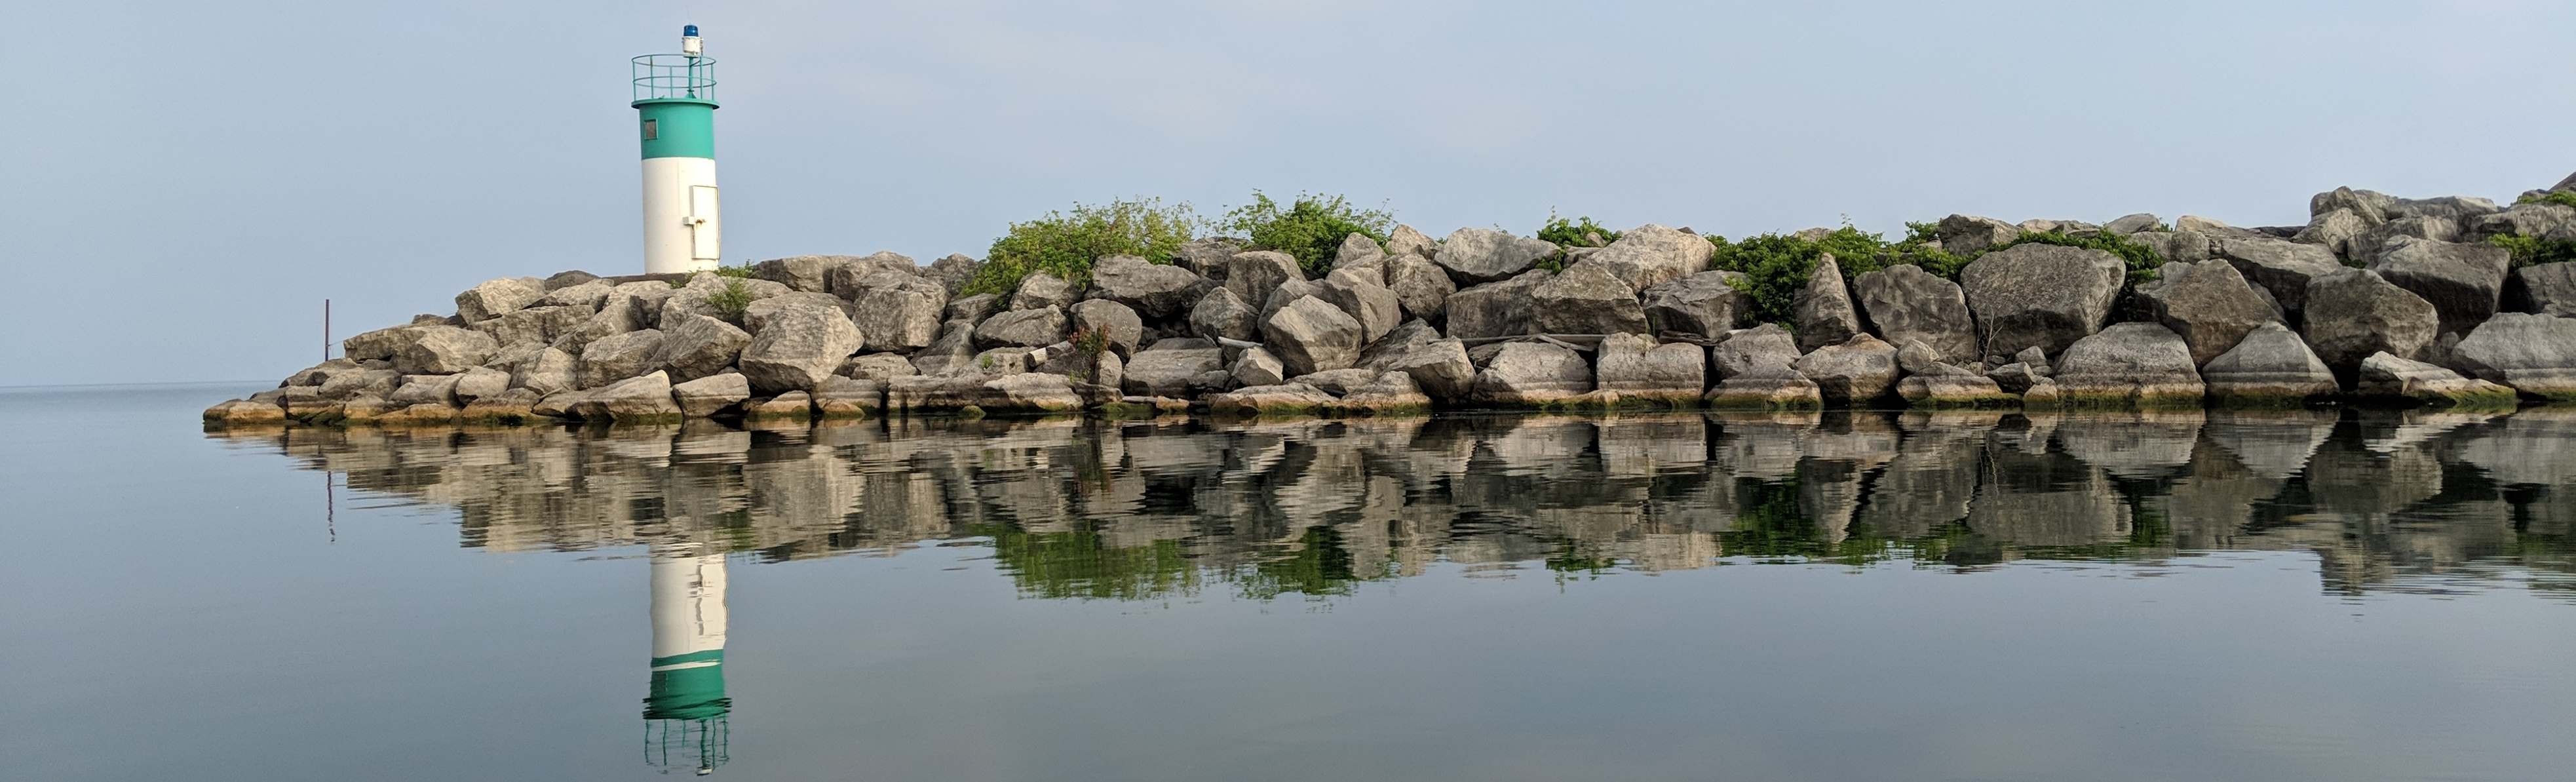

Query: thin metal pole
left=323, top=298, right=332, bottom=362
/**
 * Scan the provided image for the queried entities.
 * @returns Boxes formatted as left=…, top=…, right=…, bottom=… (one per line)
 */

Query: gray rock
left=1384, top=253, right=1457, bottom=324
left=2301, top=269, right=2438, bottom=376
left=977, top=373, right=1086, bottom=413
left=1896, top=373, right=2014, bottom=408
left=2294, top=208, right=2369, bottom=257
left=754, top=254, right=850, bottom=293
left=1225, top=250, right=1306, bottom=309
left=1069, top=299, right=1144, bottom=357
left=1263, top=296, right=1366, bottom=377
left=388, top=374, right=462, bottom=407
left=1334, top=233, right=1387, bottom=272
left=837, top=353, right=917, bottom=381
left=661, top=274, right=789, bottom=326
left=1986, top=362, right=2046, bottom=394
left=2134, top=260, right=2277, bottom=366
left=550, top=294, right=649, bottom=353
left=1029, top=340, right=1125, bottom=389
left=470, top=305, right=589, bottom=348
left=672, top=372, right=752, bottom=418
left=1960, top=243, right=2125, bottom=359
left=320, top=368, right=400, bottom=401
left=2052, top=323, right=2205, bottom=406
left=2512, top=262, right=2576, bottom=317
left=1010, top=271, right=1079, bottom=311
left=1356, top=320, right=1440, bottom=371
left=539, top=279, right=614, bottom=310
left=1124, top=338, right=1226, bottom=397
left=1385, top=224, right=1440, bottom=258
left=1259, top=279, right=1322, bottom=323
left=1382, top=338, right=1475, bottom=402
left=571, top=371, right=681, bottom=421
left=1937, top=214, right=2022, bottom=254
left=2201, top=323, right=2338, bottom=404
left=1705, top=362, right=1823, bottom=409
left=1205, top=383, right=1340, bottom=415
left=1894, top=340, right=1955, bottom=376
left=969, top=346, right=1033, bottom=376
left=973, top=307, right=1069, bottom=350
left=1316, top=268, right=1403, bottom=343
left=943, top=292, right=1003, bottom=324
left=2213, top=233, right=2344, bottom=317
left=1709, top=324, right=1800, bottom=380
left=576, top=329, right=664, bottom=388
left=1853, top=264, right=1974, bottom=364
left=737, top=305, right=866, bottom=394
left=910, top=320, right=979, bottom=376
left=1445, top=269, right=1554, bottom=340
left=2470, top=203, right=2576, bottom=242
left=2446, top=313, right=2576, bottom=401
left=1291, top=368, right=1379, bottom=395
left=1641, top=271, right=1751, bottom=340
left=1470, top=342, right=1593, bottom=405
left=541, top=270, right=600, bottom=291
left=2311, top=187, right=2394, bottom=224
left=341, top=324, right=425, bottom=362
left=1531, top=260, right=1651, bottom=335
left=1089, top=254, right=1208, bottom=319
left=2355, top=353, right=2516, bottom=407
left=2349, top=216, right=2464, bottom=263
left=2368, top=237, right=2512, bottom=336
left=811, top=376, right=884, bottom=419
left=452, top=366, right=510, bottom=404
left=651, top=313, right=752, bottom=383
left=2104, top=213, right=2164, bottom=235
left=1594, top=334, right=1706, bottom=403
left=1232, top=346, right=1286, bottom=387
left=1792, top=333, right=1899, bottom=404
left=394, top=326, right=498, bottom=375
left=510, top=347, right=578, bottom=397
left=1188, top=287, right=1259, bottom=343
left=455, top=277, right=546, bottom=324
left=925, top=254, right=980, bottom=296
left=847, top=271, right=948, bottom=351
left=2388, top=196, right=2501, bottom=227
left=1172, top=238, right=1244, bottom=280
left=1577, top=224, right=1711, bottom=292
left=740, top=292, right=849, bottom=335
left=1340, top=371, right=1432, bottom=412
left=1434, top=227, right=1558, bottom=286
left=1794, top=256, right=1864, bottom=352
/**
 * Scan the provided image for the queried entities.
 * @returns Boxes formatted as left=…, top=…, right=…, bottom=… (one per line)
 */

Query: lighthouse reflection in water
left=645, top=545, right=729, bottom=775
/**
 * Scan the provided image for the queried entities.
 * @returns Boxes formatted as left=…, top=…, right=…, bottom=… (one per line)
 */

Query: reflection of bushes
left=1229, top=526, right=1388, bottom=600
left=974, top=524, right=1199, bottom=600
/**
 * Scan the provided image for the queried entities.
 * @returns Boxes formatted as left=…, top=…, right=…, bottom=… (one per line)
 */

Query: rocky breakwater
left=208, top=175, right=2576, bottom=427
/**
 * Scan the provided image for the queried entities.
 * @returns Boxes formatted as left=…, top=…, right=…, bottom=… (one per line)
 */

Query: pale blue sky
left=7, top=0, right=2570, bottom=385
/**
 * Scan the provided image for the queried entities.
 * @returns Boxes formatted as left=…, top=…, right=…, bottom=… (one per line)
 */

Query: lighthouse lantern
left=631, top=26, right=721, bottom=275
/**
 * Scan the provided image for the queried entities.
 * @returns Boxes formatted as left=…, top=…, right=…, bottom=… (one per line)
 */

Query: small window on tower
left=642, top=119, right=659, bottom=140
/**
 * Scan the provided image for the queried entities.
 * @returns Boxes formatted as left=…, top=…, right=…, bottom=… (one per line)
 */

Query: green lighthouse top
left=631, top=52, right=719, bottom=108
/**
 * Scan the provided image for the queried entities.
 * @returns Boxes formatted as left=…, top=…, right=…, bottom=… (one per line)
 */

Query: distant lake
left=9, top=385, right=2576, bottom=781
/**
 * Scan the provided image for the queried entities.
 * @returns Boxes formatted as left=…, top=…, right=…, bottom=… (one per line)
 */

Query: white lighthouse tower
left=632, top=26, right=722, bottom=275
left=645, top=544, right=732, bottom=775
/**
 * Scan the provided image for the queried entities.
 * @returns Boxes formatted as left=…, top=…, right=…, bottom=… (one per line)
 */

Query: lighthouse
left=645, top=544, right=731, bottom=774
left=632, top=26, right=722, bottom=275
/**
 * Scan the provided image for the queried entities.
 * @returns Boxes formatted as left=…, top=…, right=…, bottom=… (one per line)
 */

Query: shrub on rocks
left=1537, top=213, right=1620, bottom=251
left=1220, top=191, right=1393, bottom=275
left=963, top=197, right=1198, bottom=294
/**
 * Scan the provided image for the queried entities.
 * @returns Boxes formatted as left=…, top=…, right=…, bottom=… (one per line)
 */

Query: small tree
left=1220, top=191, right=1394, bottom=274
left=964, top=198, right=1199, bottom=295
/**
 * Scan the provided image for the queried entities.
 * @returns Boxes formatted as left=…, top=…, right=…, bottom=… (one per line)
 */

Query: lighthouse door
left=687, top=186, right=721, bottom=262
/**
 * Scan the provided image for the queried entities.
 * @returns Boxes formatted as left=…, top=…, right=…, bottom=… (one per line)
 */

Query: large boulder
left=455, top=277, right=546, bottom=324
left=1960, top=243, right=2125, bottom=360
left=1385, top=253, right=1457, bottom=324
left=1936, top=214, right=2022, bottom=254
left=817, top=252, right=923, bottom=296
left=1594, top=334, right=1706, bottom=404
left=2512, top=262, right=2576, bottom=317
left=1089, top=254, right=1207, bottom=319
left=909, top=320, right=979, bottom=376
left=2051, top=323, right=2204, bottom=406
left=1704, top=362, right=1822, bottom=410
left=1009, top=271, right=1079, bottom=311
left=2200, top=323, right=2337, bottom=405
left=2470, top=202, right=2576, bottom=243
left=1577, top=224, right=1711, bottom=292
left=2311, top=186, right=2395, bottom=224
left=320, top=368, right=401, bottom=401
left=1334, top=233, right=1389, bottom=274
left=1262, top=296, right=1366, bottom=377
left=1445, top=269, right=1554, bottom=339
left=737, top=305, right=866, bottom=394
left=1205, top=383, right=1340, bottom=416
left=1188, top=287, right=1259, bottom=343
left=739, top=292, right=849, bottom=335
left=1434, top=227, right=1558, bottom=286
left=1172, top=239, right=1243, bottom=280
left=576, top=329, right=665, bottom=388
left=341, top=324, right=425, bottom=362
left=2212, top=233, right=2344, bottom=317
left=1069, top=299, right=1144, bottom=358
left=978, top=373, right=1087, bottom=414
left=1381, top=338, right=1475, bottom=402
left=570, top=371, right=681, bottom=422
left=1852, top=264, right=1974, bottom=364
left=1641, top=271, right=1752, bottom=340
left=2355, top=353, right=2516, bottom=407
left=1290, top=368, right=1379, bottom=395
left=925, top=254, right=980, bottom=295
left=509, top=347, right=578, bottom=397
left=451, top=366, right=510, bottom=404
left=1385, top=224, right=1440, bottom=258
left=1531, top=260, right=1650, bottom=335
left=1792, top=333, right=1898, bottom=404
left=973, top=306, right=1069, bottom=349
left=845, top=271, right=948, bottom=351
left=1339, top=372, right=1433, bottom=414
left=661, top=275, right=788, bottom=325
left=1123, top=338, right=1227, bottom=397
left=471, top=305, right=590, bottom=347
left=1793, top=256, right=1864, bottom=353
left=837, top=353, right=917, bottom=381
left=387, top=374, right=462, bottom=407
left=2388, top=195, right=2502, bottom=227
left=2292, top=208, right=2370, bottom=257
left=2127, top=231, right=2212, bottom=264
left=2349, top=216, right=2463, bottom=263
left=550, top=294, right=647, bottom=353
left=672, top=372, right=752, bottom=418
left=2367, top=237, right=2512, bottom=336
left=1469, top=342, right=1592, bottom=405
left=1231, top=346, right=1286, bottom=387
left=2300, top=269, right=2438, bottom=377
left=1315, top=269, right=1403, bottom=343
left=394, top=326, right=497, bottom=375
left=2134, top=260, right=2277, bottom=366
left=2446, top=313, right=2576, bottom=401
left=1224, top=250, right=1305, bottom=308
left=1708, top=324, right=1800, bottom=380
left=811, top=376, right=883, bottom=419
left=541, top=269, right=600, bottom=291
left=753, top=254, right=849, bottom=293
left=652, top=313, right=753, bottom=383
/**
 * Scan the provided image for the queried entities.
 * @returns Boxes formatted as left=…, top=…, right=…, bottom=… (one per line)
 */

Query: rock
left=744, top=391, right=815, bottom=421
left=1028, top=342, right=1122, bottom=389
left=2104, top=213, right=2163, bottom=235
left=970, top=347, right=1033, bottom=376
left=452, top=366, right=510, bottom=404
left=883, top=375, right=980, bottom=413
left=1381, top=338, right=1475, bottom=402
left=2294, top=208, right=2369, bottom=257
left=1339, top=372, right=1432, bottom=413
left=501, top=346, right=575, bottom=397
left=1708, top=324, right=1800, bottom=380
left=652, top=313, right=753, bottom=383
left=1089, top=254, right=1207, bottom=319
left=1067, top=298, right=1145, bottom=359
left=202, top=399, right=287, bottom=425
left=1231, top=346, right=1286, bottom=387
left=1356, top=320, right=1439, bottom=370
left=739, top=292, right=848, bottom=335
left=1262, top=296, right=1366, bottom=377
left=1640, top=271, right=1752, bottom=340
left=2355, top=353, right=2516, bottom=407
left=2134, top=260, right=2277, bottom=366
left=2052, top=323, right=2205, bottom=406
left=2512, top=262, right=2576, bottom=317
left=1383, top=252, right=1457, bottom=324
left=2174, top=215, right=2244, bottom=237
left=1224, top=250, right=1305, bottom=308
left=576, top=329, right=665, bottom=388
left=1705, top=362, right=1822, bottom=409
left=1385, top=224, right=1439, bottom=258
left=1444, top=269, right=1554, bottom=340
left=341, top=325, right=425, bottom=361
left=2368, top=237, right=2512, bottom=337
left=1792, top=333, right=1899, bottom=404
left=1960, top=243, right=2125, bottom=359
left=2446, top=313, right=2576, bottom=401
left=754, top=255, right=847, bottom=293
left=925, top=254, right=980, bottom=295
left=551, top=294, right=647, bottom=353
left=979, top=374, right=1086, bottom=413
left=910, top=320, right=979, bottom=376
left=394, top=326, right=497, bottom=375
left=1532, top=260, right=1651, bottom=335
left=455, top=277, right=546, bottom=323
left=320, top=368, right=400, bottom=401
left=2388, top=196, right=2501, bottom=227
left=1469, top=342, right=1592, bottom=405
left=2019, top=218, right=2101, bottom=237
left=539, top=279, right=614, bottom=309
left=737, top=305, right=865, bottom=394
left=1936, top=214, right=2022, bottom=254
left=2301, top=269, right=2438, bottom=376
left=470, top=305, right=588, bottom=347
left=1316, top=269, right=1403, bottom=343
left=1897, top=373, right=2015, bottom=409
left=1172, top=239, right=1243, bottom=280
left=1791, top=256, right=1864, bottom=352
left=1434, top=227, right=1558, bottom=286
left=670, top=372, right=751, bottom=417
left=2470, top=203, right=2576, bottom=243
left=661, top=274, right=788, bottom=325
left=2201, top=323, right=2339, bottom=405
left=1292, top=368, right=1379, bottom=395
left=1852, top=264, right=1974, bottom=364
left=1187, top=287, right=1259, bottom=343
left=1894, top=340, right=1952, bottom=376
left=2349, top=216, right=2464, bottom=263
left=388, top=374, right=463, bottom=406
left=1986, top=362, right=2047, bottom=394
left=811, top=376, right=883, bottom=418
left=2311, top=187, right=2394, bottom=224
left=1010, top=271, right=1079, bottom=311
left=1594, top=334, right=1706, bottom=404
left=1577, top=224, right=1711, bottom=292
left=837, top=353, right=916, bottom=381
left=973, top=307, right=1069, bottom=349
left=1124, top=338, right=1226, bottom=397
left=2021, top=378, right=2062, bottom=406
left=2212, top=233, right=2344, bottom=317
left=541, top=270, right=600, bottom=291
left=826, top=271, right=943, bottom=351
left=1206, top=383, right=1339, bottom=416
left=334, top=395, right=396, bottom=424
left=943, top=292, right=1003, bottom=324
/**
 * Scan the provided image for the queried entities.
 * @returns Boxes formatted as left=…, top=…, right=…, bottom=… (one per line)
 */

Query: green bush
left=707, top=279, right=754, bottom=320
left=1704, top=222, right=2168, bottom=325
left=1220, top=191, right=1393, bottom=275
left=1537, top=213, right=1621, bottom=248
left=1988, top=230, right=2167, bottom=286
left=2489, top=234, right=2576, bottom=267
left=963, top=198, right=1199, bottom=296
left=2516, top=190, right=2576, bottom=208
left=712, top=262, right=757, bottom=279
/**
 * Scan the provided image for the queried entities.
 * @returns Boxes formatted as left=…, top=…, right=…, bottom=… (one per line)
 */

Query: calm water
left=7, top=385, right=2576, bottom=781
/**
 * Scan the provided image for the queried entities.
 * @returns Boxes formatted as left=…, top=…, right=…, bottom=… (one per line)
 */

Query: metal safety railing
left=632, top=54, right=718, bottom=102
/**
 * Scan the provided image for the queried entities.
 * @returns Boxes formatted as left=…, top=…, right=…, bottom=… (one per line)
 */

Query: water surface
left=7, top=385, right=2575, bottom=781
